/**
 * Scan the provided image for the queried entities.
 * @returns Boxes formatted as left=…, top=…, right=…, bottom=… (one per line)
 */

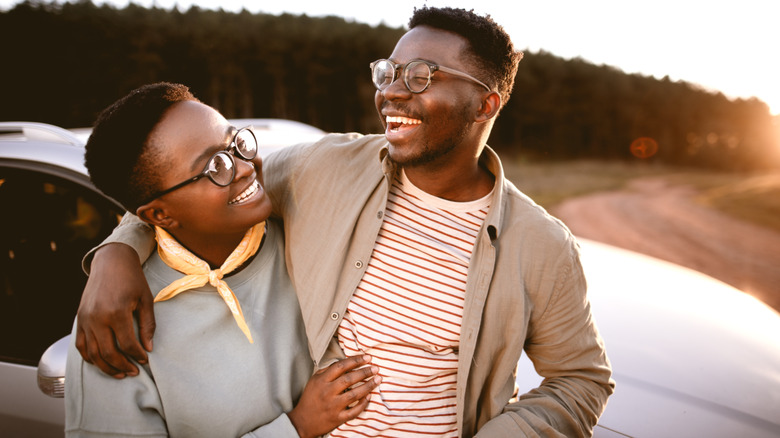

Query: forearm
left=475, top=375, right=612, bottom=438
left=82, top=212, right=155, bottom=275
left=75, top=212, right=157, bottom=375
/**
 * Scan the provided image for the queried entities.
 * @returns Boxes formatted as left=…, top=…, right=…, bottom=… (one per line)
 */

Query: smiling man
left=76, top=6, right=613, bottom=437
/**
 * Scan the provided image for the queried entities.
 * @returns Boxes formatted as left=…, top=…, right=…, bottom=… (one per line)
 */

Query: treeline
left=1, top=1, right=778, bottom=170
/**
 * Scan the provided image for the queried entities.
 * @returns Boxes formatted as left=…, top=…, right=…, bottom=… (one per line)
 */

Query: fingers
left=342, top=373, right=382, bottom=402
left=79, top=326, right=135, bottom=378
left=335, top=364, right=379, bottom=392
left=321, top=354, right=372, bottom=381
left=327, top=355, right=382, bottom=414
left=75, top=242, right=152, bottom=379
left=340, top=392, right=371, bottom=422
left=289, top=355, right=382, bottom=436
left=337, top=374, right=381, bottom=422
left=74, top=326, right=90, bottom=363
left=102, top=315, right=144, bottom=376
left=77, top=309, right=141, bottom=377
left=136, top=293, right=157, bottom=353
left=113, top=324, right=147, bottom=366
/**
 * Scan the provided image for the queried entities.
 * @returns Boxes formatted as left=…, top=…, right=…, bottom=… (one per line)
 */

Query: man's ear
left=476, top=91, right=502, bottom=122
left=136, top=201, right=177, bottom=228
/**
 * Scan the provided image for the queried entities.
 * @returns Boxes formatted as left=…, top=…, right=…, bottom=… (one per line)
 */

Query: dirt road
left=550, top=176, right=780, bottom=313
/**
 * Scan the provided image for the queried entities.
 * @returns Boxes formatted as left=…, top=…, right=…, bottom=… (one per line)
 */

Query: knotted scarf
left=153, top=222, right=265, bottom=343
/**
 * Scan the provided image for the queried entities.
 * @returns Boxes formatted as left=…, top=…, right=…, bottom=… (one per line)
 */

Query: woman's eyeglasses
left=141, top=127, right=258, bottom=205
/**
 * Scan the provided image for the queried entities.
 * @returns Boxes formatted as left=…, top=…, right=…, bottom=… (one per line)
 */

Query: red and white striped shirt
left=332, top=171, right=491, bottom=437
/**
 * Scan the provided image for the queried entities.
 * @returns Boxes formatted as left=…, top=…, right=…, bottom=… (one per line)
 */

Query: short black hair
left=84, top=82, right=198, bottom=211
left=409, top=6, right=522, bottom=108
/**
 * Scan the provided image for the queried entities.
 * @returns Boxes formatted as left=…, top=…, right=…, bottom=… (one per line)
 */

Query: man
left=77, top=6, right=614, bottom=437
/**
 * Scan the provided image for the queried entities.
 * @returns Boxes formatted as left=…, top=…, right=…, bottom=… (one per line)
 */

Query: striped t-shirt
left=332, top=171, right=491, bottom=437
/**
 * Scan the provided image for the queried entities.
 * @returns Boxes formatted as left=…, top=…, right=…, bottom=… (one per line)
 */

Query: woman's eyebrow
left=188, top=127, right=237, bottom=172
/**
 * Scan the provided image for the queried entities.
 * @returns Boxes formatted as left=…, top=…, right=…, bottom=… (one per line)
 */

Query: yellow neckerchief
left=153, top=222, right=265, bottom=343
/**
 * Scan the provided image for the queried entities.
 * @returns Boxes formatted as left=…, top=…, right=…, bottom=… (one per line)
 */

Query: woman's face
left=148, top=100, right=272, bottom=241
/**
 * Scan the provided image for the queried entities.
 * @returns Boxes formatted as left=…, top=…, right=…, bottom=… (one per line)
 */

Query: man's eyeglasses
left=142, top=127, right=258, bottom=205
left=370, top=59, right=491, bottom=94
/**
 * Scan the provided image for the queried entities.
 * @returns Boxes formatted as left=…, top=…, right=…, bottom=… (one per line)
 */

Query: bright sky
left=3, top=0, right=778, bottom=114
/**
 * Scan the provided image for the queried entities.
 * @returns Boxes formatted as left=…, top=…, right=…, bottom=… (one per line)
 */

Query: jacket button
left=330, top=312, right=339, bottom=320
left=377, top=211, right=383, bottom=219
left=354, top=260, right=363, bottom=269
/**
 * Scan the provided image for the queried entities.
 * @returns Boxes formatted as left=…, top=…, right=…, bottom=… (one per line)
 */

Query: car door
left=0, top=161, right=123, bottom=436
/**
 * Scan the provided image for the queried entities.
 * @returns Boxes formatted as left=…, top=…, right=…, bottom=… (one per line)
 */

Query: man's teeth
left=229, top=180, right=259, bottom=205
left=386, top=115, right=421, bottom=125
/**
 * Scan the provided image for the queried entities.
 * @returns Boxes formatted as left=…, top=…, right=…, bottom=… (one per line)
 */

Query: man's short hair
left=85, top=82, right=198, bottom=211
left=409, top=6, right=523, bottom=108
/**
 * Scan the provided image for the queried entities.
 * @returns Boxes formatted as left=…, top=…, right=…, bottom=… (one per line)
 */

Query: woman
left=65, top=82, right=380, bottom=437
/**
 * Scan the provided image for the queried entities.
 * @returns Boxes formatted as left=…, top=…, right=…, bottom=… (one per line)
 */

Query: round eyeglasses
left=141, top=127, right=258, bottom=204
left=370, top=59, right=491, bottom=94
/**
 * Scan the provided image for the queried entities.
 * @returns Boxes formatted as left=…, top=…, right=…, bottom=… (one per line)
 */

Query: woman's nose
left=234, top=156, right=256, bottom=180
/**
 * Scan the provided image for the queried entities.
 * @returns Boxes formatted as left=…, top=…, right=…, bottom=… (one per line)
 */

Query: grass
left=696, top=173, right=780, bottom=232
left=500, top=158, right=673, bottom=207
left=499, top=157, right=780, bottom=233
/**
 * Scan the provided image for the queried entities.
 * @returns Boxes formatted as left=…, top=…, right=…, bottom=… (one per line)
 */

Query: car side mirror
left=37, top=335, right=70, bottom=398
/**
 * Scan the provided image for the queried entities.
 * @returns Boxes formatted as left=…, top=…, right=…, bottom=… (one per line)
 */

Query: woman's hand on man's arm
left=288, top=355, right=381, bottom=438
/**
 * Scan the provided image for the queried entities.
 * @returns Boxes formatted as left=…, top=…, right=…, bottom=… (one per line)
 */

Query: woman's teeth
left=229, top=180, right=260, bottom=205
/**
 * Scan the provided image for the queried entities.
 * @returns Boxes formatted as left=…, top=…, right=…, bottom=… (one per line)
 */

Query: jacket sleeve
left=81, top=212, right=156, bottom=275
left=477, top=241, right=614, bottom=437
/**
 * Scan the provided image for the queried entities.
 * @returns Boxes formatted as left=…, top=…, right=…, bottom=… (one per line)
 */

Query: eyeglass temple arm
left=435, top=65, right=492, bottom=91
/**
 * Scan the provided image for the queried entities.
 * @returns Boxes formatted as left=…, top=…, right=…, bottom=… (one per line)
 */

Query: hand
left=75, top=243, right=155, bottom=378
left=288, top=355, right=382, bottom=438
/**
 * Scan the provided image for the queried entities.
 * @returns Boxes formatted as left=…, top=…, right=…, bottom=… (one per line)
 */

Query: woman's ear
left=136, top=201, right=177, bottom=228
left=476, top=91, right=502, bottom=122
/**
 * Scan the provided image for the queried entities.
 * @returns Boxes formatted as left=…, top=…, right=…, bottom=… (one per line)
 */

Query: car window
left=0, top=166, right=123, bottom=366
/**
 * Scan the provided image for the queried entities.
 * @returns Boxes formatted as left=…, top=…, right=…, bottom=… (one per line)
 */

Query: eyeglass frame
left=140, top=127, right=258, bottom=205
left=370, top=58, right=492, bottom=94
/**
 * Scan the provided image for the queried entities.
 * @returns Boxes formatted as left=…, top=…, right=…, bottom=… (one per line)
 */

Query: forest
left=2, top=0, right=779, bottom=171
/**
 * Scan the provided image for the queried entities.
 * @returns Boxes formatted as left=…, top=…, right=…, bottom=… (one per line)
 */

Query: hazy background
left=5, top=0, right=776, bottom=114
left=1, top=0, right=778, bottom=310
left=1, top=0, right=778, bottom=172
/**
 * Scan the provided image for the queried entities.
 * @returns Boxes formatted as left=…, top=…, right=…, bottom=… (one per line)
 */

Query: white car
left=2, top=121, right=779, bottom=437
left=516, top=240, right=780, bottom=437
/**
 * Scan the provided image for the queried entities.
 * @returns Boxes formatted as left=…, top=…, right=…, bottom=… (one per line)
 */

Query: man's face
left=149, top=101, right=272, bottom=238
left=375, top=26, right=487, bottom=168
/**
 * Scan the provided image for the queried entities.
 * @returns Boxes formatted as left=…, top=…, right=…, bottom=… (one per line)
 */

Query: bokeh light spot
left=630, top=137, right=659, bottom=159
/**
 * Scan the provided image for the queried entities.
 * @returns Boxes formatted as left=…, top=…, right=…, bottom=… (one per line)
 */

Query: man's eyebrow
left=188, top=126, right=236, bottom=172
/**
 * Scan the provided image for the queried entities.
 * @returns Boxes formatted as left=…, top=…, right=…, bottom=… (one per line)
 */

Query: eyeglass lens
left=208, top=128, right=258, bottom=186
left=372, top=60, right=432, bottom=93
left=206, top=152, right=235, bottom=186
left=233, top=128, right=258, bottom=159
left=404, top=61, right=432, bottom=92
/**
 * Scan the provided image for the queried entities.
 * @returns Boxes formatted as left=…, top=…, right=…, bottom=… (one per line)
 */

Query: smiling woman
left=63, top=83, right=380, bottom=438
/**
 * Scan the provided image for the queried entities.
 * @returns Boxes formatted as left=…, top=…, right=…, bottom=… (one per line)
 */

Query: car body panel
left=0, top=362, right=64, bottom=437
left=517, top=239, right=780, bottom=437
